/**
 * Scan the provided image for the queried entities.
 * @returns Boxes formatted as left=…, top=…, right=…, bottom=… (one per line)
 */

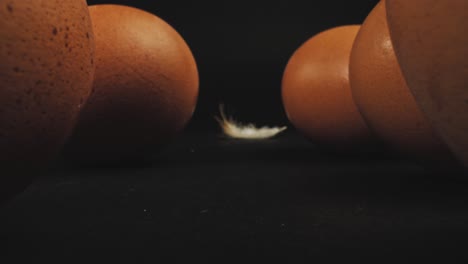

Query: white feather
left=215, top=104, right=287, bottom=139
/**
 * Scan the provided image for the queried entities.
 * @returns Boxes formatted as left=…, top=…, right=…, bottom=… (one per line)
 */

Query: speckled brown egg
left=349, top=0, right=452, bottom=162
left=66, top=5, right=199, bottom=162
left=282, top=25, right=374, bottom=150
left=386, top=0, right=468, bottom=168
left=0, top=0, right=95, bottom=199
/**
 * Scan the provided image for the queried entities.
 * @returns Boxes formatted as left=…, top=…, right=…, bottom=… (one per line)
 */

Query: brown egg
left=0, top=0, right=95, bottom=199
left=349, top=0, right=452, bottom=162
left=282, top=25, right=374, bottom=150
left=386, top=0, right=468, bottom=168
left=66, top=5, right=199, bottom=162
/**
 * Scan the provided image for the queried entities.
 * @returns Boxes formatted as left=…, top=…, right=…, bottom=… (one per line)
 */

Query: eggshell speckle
left=386, top=0, right=468, bottom=168
left=66, top=5, right=199, bottom=162
left=349, top=0, right=452, bottom=163
left=282, top=25, right=374, bottom=150
left=0, top=0, right=95, bottom=199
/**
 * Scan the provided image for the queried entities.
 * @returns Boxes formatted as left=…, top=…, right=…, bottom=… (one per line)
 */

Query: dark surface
left=1, top=130, right=468, bottom=262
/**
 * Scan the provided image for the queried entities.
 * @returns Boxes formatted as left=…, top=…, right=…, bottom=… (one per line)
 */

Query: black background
left=87, top=0, right=380, bottom=130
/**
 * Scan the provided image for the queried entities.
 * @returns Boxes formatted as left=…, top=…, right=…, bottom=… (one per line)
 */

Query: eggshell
left=282, top=25, right=374, bottom=150
left=66, top=5, right=199, bottom=162
left=386, top=0, right=468, bottom=167
left=349, top=0, right=452, bottom=163
left=0, top=0, right=95, bottom=198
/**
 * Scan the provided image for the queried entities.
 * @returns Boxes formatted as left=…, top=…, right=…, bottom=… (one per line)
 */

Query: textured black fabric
left=1, top=131, right=467, bottom=262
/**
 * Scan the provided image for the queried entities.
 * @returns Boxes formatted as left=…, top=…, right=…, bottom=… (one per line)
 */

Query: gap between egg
left=215, top=104, right=287, bottom=139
